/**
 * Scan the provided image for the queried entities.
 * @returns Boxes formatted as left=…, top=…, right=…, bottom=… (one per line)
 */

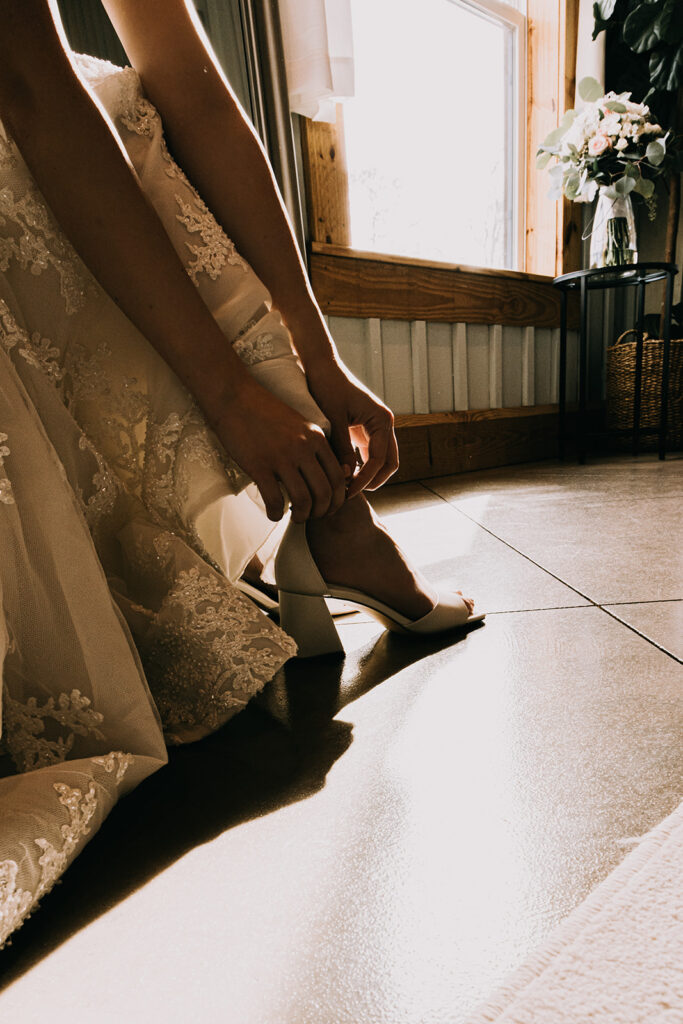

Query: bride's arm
left=103, top=0, right=398, bottom=496
left=0, top=0, right=346, bottom=521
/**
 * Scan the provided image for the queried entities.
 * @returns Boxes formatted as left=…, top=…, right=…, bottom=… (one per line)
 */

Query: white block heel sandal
left=274, top=520, right=486, bottom=658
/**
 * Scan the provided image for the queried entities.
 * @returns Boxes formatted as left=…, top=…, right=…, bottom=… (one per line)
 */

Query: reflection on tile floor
left=1, top=457, right=682, bottom=1024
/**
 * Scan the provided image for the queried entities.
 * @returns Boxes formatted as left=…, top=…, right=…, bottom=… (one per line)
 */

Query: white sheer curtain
left=278, top=0, right=354, bottom=122
left=575, top=0, right=605, bottom=103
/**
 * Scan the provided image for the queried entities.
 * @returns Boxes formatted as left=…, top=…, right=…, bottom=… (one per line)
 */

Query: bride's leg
left=306, top=493, right=475, bottom=620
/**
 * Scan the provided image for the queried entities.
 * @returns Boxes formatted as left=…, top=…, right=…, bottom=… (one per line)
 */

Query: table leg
left=578, top=276, right=588, bottom=463
left=633, top=281, right=645, bottom=456
left=559, top=290, right=567, bottom=461
left=659, top=271, right=673, bottom=460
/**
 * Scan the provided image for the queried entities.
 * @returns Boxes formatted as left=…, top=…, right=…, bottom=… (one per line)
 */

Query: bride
left=0, top=0, right=481, bottom=946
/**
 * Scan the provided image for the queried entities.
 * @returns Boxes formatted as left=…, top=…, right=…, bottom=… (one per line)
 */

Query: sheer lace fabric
left=0, top=54, right=324, bottom=946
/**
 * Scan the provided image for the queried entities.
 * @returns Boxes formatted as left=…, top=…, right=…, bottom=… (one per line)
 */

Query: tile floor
left=1, top=456, right=682, bottom=1024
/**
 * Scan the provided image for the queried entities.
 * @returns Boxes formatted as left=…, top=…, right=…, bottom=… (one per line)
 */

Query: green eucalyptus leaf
left=634, top=177, right=656, bottom=198
left=578, top=76, right=604, bottom=102
left=624, top=162, right=640, bottom=179
left=540, top=125, right=567, bottom=148
left=615, top=175, right=636, bottom=196
left=604, top=100, right=627, bottom=112
left=564, top=171, right=581, bottom=198
left=646, top=139, right=666, bottom=165
left=603, top=185, right=619, bottom=200
left=536, top=151, right=552, bottom=169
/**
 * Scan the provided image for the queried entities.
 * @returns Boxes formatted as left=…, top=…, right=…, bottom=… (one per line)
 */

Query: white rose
left=602, top=114, right=621, bottom=136
left=615, top=137, right=629, bottom=151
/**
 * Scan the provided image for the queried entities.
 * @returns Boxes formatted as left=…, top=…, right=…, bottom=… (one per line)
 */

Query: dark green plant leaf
left=667, top=1, right=683, bottom=43
left=649, top=46, right=683, bottom=92
left=624, top=3, right=661, bottom=52
left=592, top=0, right=618, bottom=39
left=596, top=0, right=617, bottom=19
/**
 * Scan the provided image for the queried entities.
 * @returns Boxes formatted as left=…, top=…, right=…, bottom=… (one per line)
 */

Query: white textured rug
left=466, top=800, right=683, bottom=1024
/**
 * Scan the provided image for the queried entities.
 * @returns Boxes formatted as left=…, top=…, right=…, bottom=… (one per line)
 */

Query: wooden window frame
left=299, top=0, right=582, bottom=321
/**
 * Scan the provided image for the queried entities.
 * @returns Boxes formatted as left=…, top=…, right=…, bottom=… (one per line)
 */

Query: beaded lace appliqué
left=0, top=184, right=89, bottom=315
left=119, top=96, right=247, bottom=284
left=174, top=195, right=247, bottom=283
left=136, top=558, right=296, bottom=741
left=233, top=330, right=275, bottom=366
left=1, top=688, right=105, bottom=772
left=0, top=431, right=13, bottom=505
left=0, top=755, right=133, bottom=947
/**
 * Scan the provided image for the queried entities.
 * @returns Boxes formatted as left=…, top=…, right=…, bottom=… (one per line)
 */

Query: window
left=341, top=0, right=526, bottom=270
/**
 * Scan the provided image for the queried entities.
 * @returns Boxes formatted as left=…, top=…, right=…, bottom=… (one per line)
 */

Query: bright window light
left=343, top=0, right=524, bottom=269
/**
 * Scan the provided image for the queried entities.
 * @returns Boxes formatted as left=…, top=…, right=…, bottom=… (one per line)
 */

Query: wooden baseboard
left=392, top=405, right=588, bottom=481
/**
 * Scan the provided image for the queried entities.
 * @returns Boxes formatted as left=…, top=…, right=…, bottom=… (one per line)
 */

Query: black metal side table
left=553, top=262, right=677, bottom=462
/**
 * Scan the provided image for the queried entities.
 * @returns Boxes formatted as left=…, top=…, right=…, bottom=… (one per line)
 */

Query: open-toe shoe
left=274, top=520, right=485, bottom=658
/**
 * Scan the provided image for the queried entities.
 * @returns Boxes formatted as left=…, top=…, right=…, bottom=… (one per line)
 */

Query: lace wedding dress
left=0, top=54, right=327, bottom=946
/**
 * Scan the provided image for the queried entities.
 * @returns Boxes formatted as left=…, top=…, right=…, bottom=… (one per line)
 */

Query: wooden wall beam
left=311, top=247, right=579, bottom=328
left=559, top=0, right=583, bottom=274
left=527, top=0, right=582, bottom=276
left=299, top=108, right=351, bottom=246
left=392, top=405, right=602, bottom=481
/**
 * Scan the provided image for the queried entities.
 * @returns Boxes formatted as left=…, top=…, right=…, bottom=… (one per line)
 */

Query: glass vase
left=589, top=187, right=638, bottom=268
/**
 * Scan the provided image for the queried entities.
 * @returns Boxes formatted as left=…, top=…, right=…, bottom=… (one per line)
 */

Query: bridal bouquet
left=537, top=77, right=670, bottom=218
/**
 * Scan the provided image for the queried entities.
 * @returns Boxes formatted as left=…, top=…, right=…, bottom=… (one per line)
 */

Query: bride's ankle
left=307, top=494, right=376, bottom=541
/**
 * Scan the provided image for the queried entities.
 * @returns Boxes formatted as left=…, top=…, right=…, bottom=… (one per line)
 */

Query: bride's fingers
left=364, top=429, right=399, bottom=491
left=346, top=425, right=397, bottom=498
left=314, top=444, right=347, bottom=515
left=299, top=457, right=335, bottom=518
left=278, top=466, right=314, bottom=523
left=254, top=471, right=286, bottom=521
left=346, top=453, right=385, bottom=498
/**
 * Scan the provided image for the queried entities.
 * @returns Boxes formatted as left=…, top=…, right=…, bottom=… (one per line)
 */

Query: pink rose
left=588, top=134, right=610, bottom=156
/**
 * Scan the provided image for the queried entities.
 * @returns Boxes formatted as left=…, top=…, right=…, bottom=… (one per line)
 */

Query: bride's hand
left=304, top=360, right=399, bottom=499
left=212, top=377, right=346, bottom=522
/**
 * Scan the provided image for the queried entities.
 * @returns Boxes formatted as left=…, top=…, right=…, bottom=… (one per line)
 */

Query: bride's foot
left=305, top=494, right=475, bottom=621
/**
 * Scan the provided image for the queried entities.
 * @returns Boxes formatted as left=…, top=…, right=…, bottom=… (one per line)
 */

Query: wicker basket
left=606, top=329, right=683, bottom=451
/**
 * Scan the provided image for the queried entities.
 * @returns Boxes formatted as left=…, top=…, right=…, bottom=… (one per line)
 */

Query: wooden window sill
left=310, top=244, right=579, bottom=328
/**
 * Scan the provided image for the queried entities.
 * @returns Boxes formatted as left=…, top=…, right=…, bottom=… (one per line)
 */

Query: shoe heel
left=278, top=590, right=344, bottom=658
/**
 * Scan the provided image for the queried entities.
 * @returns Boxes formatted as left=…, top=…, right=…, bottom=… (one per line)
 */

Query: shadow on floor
left=0, top=623, right=480, bottom=987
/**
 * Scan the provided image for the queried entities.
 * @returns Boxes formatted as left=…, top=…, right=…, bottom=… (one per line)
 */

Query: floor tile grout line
left=599, top=606, right=682, bottom=665
left=603, top=598, right=683, bottom=607
left=420, top=480, right=599, bottom=607
left=483, top=605, right=600, bottom=615
left=420, top=481, right=682, bottom=666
